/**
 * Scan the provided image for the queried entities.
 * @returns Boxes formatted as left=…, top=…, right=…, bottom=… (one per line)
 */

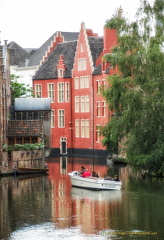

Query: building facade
left=0, top=41, right=11, bottom=166
left=33, top=23, right=117, bottom=157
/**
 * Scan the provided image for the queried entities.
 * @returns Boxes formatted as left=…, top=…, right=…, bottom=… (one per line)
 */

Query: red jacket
left=81, top=171, right=91, bottom=178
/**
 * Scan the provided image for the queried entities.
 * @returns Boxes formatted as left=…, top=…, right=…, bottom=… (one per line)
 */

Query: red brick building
left=33, top=23, right=117, bottom=157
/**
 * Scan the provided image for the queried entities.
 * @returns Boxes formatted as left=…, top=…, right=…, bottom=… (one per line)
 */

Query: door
left=60, top=137, right=67, bottom=154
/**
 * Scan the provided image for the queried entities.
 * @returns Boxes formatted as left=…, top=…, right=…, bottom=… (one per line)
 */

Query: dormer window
left=58, top=69, right=64, bottom=78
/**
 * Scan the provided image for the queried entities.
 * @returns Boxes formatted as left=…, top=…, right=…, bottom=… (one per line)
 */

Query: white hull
left=68, top=171, right=122, bottom=190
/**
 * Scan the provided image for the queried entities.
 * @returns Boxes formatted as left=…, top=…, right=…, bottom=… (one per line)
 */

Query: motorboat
left=68, top=171, right=122, bottom=190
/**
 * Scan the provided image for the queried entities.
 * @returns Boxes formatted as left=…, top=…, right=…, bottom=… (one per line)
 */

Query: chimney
left=25, top=58, right=29, bottom=67
left=103, top=28, right=117, bottom=54
left=4, top=40, right=8, bottom=46
left=81, top=22, right=85, bottom=31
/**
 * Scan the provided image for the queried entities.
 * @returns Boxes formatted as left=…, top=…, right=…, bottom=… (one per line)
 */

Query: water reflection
left=0, top=156, right=164, bottom=240
left=71, top=187, right=122, bottom=202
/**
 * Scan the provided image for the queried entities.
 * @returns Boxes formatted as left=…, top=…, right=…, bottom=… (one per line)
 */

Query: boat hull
left=17, top=167, right=49, bottom=175
left=68, top=171, right=122, bottom=190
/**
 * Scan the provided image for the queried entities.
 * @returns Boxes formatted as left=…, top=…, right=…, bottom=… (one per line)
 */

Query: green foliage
left=6, top=143, right=45, bottom=152
left=102, top=0, right=164, bottom=175
left=11, top=74, right=34, bottom=104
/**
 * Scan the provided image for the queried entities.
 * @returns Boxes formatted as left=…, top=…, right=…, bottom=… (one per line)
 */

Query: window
left=81, top=96, right=90, bottom=112
left=82, top=58, right=86, bottom=70
left=75, top=119, right=80, bottom=137
left=58, top=69, right=64, bottom=77
left=85, top=76, right=89, bottom=88
left=79, top=76, right=89, bottom=88
left=58, top=83, right=64, bottom=102
left=35, top=84, right=42, bottom=98
left=85, top=96, right=89, bottom=112
left=96, top=125, right=100, bottom=142
left=102, top=101, right=106, bottom=117
left=75, top=96, right=79, bottom=112
left=74, top=77, right=79, bottom=89
left=81, top=119, right=89, bottom=138
left=85, top=120, right=89, bottom=138
left=81, top=96, right=85, bottom=112
left=96, top=101, right=101, bottom=117
left=102, top=79, right=105, bottom=89
left=81, top=44, right=84, bottom=52
left=58, top=110, right=64, bottom=128
left=65, top=82, right=69, bottom=102
left=78, top=59, right=81, bottom=71
left=48, top=83, right=54, bottom=102
left=81, top=119, right=85, bottom=138
left=78, top=58, right=86, bottom=71
left=80, top=76, right=85, bottom=88
left=51, top=110, right=55, bottom=128
left=96, top=80, right=101, bottom=94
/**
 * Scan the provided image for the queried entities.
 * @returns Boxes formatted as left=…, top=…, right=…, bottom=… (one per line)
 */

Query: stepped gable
left=18, top=32, right=79, bottom=68
left=8, top=41, right=30, bottom=65
left=33, top=40, right=77, bottom=80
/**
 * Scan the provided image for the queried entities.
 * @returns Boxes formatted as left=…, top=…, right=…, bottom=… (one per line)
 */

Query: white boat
left=68, top=171, right=122, bottom=190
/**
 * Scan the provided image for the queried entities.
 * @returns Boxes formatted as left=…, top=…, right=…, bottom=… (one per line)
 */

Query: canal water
left=0, top=157, right=164, bottom=240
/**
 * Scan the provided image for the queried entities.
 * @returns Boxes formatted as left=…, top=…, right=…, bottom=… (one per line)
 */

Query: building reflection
left=1, top=158, right=163, bottom=239
left=47, top=157, right=123, bottom=234
left=0, top=174, right=51, bottom=240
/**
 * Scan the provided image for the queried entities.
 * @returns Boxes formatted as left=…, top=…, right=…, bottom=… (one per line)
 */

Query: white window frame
left=85, top=96, right=90, bottom=112
left=81, top=119, right=85, bottom=138
left=75, top=119, right=80, bottom=137
left=74, top=77, right=79, bottom=89
left=35, top=84, right=42, bottom=98
left=81, top=96, right=85, bottom=112
left=80, top=76, right=85, bottom=88
left=102, top=101, right=106, bottom=117
left=81, top=44, right=84, bottom=52
left=51, top=110, right=55, bottom=128
left=58, top=69, right=64, bottom=78
left=78, top=58, right=86, bottom=71
left=85, top=120, right=89, bottom=138
left=81, top=119, right=89, bottom=138
left=96, top=80, right=101, bottom=94
left=85, top=76, right=89, bottom=88
left=48, top=83, right=54, bottom=102
left=65, top=82, right=69, bottom=102
left=58, top=82, right=64, bottom=102
left=96, top=101, right=101, bottom=117
left=58, top=109, right=65, bottom=128
left=96, top=124, right=100, bottom=142
left=75, top=96, right=79, bottom=112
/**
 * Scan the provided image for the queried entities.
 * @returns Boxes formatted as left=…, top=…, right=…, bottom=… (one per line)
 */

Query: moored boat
left=68, top=171, right=122, bottom=190
left=17, top=167, right=49, bottom=175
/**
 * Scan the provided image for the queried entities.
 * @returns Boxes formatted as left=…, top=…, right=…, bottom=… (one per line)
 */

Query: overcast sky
left=0, top=0, right=153, bottom=49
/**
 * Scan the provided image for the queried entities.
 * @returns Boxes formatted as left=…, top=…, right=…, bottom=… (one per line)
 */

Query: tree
left=102, top=0, right=164, bottom=175
left=11, top=74, right=34, bottom=104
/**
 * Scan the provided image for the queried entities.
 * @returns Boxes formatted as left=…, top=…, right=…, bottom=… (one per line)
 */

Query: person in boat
left=79, top=166, right=86, bottom=175
left=104, top=174, right=114, bottom=180
left=92, top=170, right=99, bottom=178
left=114, top=175, right=119, bottom=181
left=81, top=169, right=91, bottom=178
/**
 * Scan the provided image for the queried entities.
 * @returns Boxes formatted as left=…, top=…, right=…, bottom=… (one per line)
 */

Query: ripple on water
left=8, top=222, right=107, bottom=240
